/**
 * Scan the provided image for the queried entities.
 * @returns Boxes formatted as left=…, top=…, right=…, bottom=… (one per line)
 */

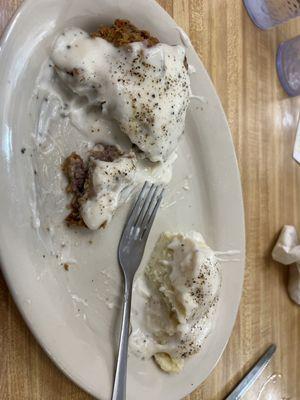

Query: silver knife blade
left=224, top=344, right=276, bottom=400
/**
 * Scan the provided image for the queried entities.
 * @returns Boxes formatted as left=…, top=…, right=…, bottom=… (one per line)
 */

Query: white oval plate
left=0, top=0, right=245, bottom=399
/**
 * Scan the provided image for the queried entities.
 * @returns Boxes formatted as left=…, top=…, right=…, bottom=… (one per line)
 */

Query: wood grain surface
left=1, top=1, right=300, bottom=399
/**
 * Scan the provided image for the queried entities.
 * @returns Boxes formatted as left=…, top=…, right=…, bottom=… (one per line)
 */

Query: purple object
left=243, top=0, right=300, bottom=30
left=277, top=36, right=300, bottom=96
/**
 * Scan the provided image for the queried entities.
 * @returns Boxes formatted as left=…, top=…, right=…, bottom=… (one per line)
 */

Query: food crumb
left=64, top=263, right=69, bottom=271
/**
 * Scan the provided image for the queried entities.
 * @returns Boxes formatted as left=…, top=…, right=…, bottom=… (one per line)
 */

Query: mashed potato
left=130, top=231, right=221, bottom=372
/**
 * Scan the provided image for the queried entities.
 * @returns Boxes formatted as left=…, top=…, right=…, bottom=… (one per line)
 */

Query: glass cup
left=243, top=0, right=300, bottom=29
left=277, top=35, right=300, bottom=96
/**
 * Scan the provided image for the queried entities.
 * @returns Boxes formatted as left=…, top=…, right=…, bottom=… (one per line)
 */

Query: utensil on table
left=111, top=182, right=164, bottom=400
left=224, top=344, right=276, bottom=400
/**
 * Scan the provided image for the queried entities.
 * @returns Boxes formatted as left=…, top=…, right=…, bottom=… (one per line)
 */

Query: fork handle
left=111, top=280, right=132, bottom=400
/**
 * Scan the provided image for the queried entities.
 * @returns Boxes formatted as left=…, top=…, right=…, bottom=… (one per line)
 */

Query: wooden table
left=1, top=0, right=300, bottom=399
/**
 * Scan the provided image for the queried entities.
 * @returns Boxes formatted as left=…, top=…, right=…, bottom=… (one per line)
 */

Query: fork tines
left=126, top=182, right=164, bottom=240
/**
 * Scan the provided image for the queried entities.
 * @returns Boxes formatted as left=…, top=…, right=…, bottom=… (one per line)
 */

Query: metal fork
left=111, top=182, right=164, bottom=400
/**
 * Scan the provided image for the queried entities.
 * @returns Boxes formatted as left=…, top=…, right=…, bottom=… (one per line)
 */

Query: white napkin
left=272, top=225, right=300, bottom=305
left=293, top=114, right=300, bottom=164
